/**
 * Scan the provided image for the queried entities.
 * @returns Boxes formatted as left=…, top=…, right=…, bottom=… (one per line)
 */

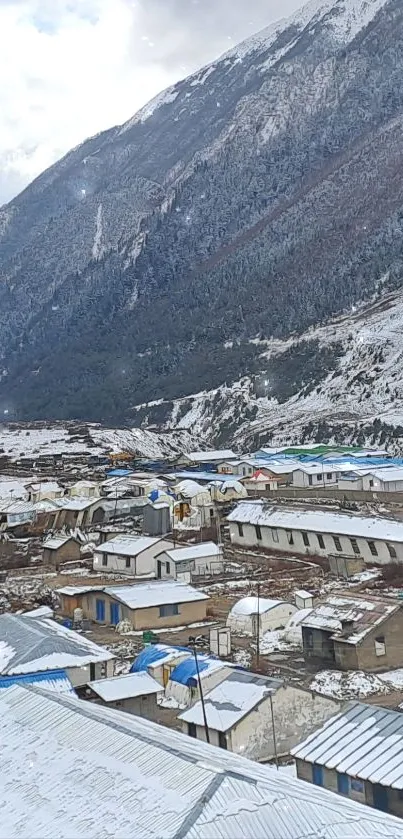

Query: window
left=302, top=532, right=310, bottom=547
left=317, top=474, right=322, bottom=482
left=337, top=773, right=349, bottom=796
left=287, top=530, right=294, bottom=546
left=218, top=731, right=227, bottom=750
left=317, top=534, right=325, bottom=549
left=368, top=541, right=378, bottom=557
left=375, top=636, right=386, bottom=656
left=159, top=603, right=179, bottom=618
left=369, top=480, right=374, bottom=488
left=125, top=557, right=131, bottom=568
left=166, top=561, right=171, bottom=574
left=312, top=765, right=323, bottom=786
left=272, top=528, right=279, bottom=543
left=102, top=555, right=108, bottom=567
left=255, top=524, right=262, bottom=540
left=308, top=475, right=313, bottom=486
left=333, top=536, right=342, bottom=552
left=387, top=543, right=397, bottom=559
left=350, top=538, right=360, bottom=555
left=238, top=523, right=244, bottom=537
left=351, top=778, right=364, bottom=793
left=188, top=722, right=196, bottom=738
left=326, top=473, right=333, bottom=481
left=90, top=663, right=96, bottom=681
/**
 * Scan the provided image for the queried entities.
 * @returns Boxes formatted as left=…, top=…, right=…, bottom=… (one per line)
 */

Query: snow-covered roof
left=23, top=605, right=54, bottom=618
left=94, top=535, right=163, bottom=557
left=0, top=499, right=35, bottom=514
left=227, top=501, right=403, bottom=543
left=186, top=450, right=236, bottom=462
left=180, top=671, right=282, bottom=731
left=89, top=672, right=162, bottom=702
left=175, top=479, right=210, bottom=497
left=28, top=481, right=62, bottom=492
left=43, top=534, right=76, bottom=551
left=104, top=581, right=209, bottom=609
left=0, top=480, right=28, bottom=500
left=0, top=668, right=74, bottom=695
left=1, top=686, right=402, bottom=839
left=161, top=542, right=222, bottom=563
left=71, top=480, right=99, bottom=488
left=229, top=596, right=285, bottom=616
left=57, top=585, right=97, bottom=597
left=131, top=644, right=191, bottom=673
left=370, top=468, right=403, bottom=482
left=54, top=496, right=100, bottom=510
left=301, top=595, right=398, bottom=645
left=0, top=614, right=114, bottom=675
left=292, top=702, right=403, bottom=789
left=295, top=590, right=313, bottom=600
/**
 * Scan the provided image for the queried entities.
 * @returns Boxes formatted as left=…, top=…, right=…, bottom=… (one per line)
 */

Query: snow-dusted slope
left=133, top=287, right=403, bottom=451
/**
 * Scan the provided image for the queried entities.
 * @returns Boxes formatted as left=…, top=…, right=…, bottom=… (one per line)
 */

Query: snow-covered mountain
left=0, top=0, right=402, bottom=425
left=134, top=286, right=403, bottom=451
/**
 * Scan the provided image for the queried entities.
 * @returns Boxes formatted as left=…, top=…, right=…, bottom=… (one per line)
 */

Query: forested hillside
left=0, top=0, right=402, bottom=423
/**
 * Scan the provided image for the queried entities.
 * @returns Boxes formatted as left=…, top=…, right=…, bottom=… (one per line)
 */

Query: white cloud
left=0, top=0, right=303, bottom=204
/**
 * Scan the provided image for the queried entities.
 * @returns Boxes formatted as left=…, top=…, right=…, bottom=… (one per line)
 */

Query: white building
left=176, top=449, right=236, bottom=467
left=339, top=468, right=403, bottom=493
left=179, top=670, right=339, bottom=761
left=164, top=654, right=234, bottom=708
left=68, top=480, right=100, bottom=498
left=227, top=500, right=403, bottom=564
left=2, top=685, right=400, bottom=839
left=0, top=613, right=114, bottom=688
left=208, top=479, right=247, bottom=502
left=131, top=643, right=193, bottom=688
left=88, top=671, right=162, bottom=717
left=0, top=499, right=36, bottom=529
left=93, top=535, right=173, bottom=576
left=174, top=480, right=215, bottom=529
left=155, top=542, right=224, bottom=579
left=227, top=596, right=297, bottom=636
left=27, top=481, right=64, bottom=503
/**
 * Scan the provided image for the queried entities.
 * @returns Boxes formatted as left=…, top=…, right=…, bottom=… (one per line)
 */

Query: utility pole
left=269, top=692, right=279, bottom=769
left=256, top=582, right=260, bottom=669
left=190, top=637, right=209, bottom=744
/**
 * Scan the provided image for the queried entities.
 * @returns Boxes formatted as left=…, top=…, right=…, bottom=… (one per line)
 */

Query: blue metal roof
left=106, top=468, right=133, bottom=477
left=0, top=668, right=74, bottom=694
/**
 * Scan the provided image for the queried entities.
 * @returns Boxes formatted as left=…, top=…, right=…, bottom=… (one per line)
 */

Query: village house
left=87, top=671, right=163, bottom=717
left=93, top=534, right=173, bottom=576
left=42, top=534, right=82, bottom=568
left=208, top=478, right=247, bottom=503
left=300, top=593, right=403, bottom=671
left=0, top=613, right=114, bottom=688
left=0, top=499, right=36, bottom=531
left=227, top=500, right=403, bottom=564
left=174, top=449, right=237, bottom=469
left=174, top=480, right=215, bottom=529
left=131, top=643, right=193, bottom=688
left=27, top=481, right=64, bottom=503
left=226, top=596, right=297, bottom=636
left=3, top=686, right=401, bottom=839
left=292, top=702, right=403, bottom=817
left=339, top=467, right=403, bottom=493
left=68, top=479, right=100, bottom=498
left=241, top=470, right=282, bottom=492
left=179, top=670, right=340, bottom=761
left=155, top=542, right=224, bottom=580
left=164, top=654, right=234, bottom=708
left=53, top=497, right=105, bottom=529
left=57, top=580, right=210, bottom=629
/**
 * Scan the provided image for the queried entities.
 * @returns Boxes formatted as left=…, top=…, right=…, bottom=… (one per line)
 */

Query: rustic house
left=226, top=596, right=297, bottom=637
left=131, top=644, right=192, bottom=688
left=27, top=481, right=64, bottom=503
left=301, top=594, right=403, bottom=671
left=3, top=686, right=401, bottom=839
left=179, top=671, right=339, bottom=761
left=42, top=534, right=82, bottom=568
left=292, top=702, right=403, bottom=817
left=0, top=613, right=114, bottom=687
left=68, top=480, right=100, bottom=498
left=227, top=500, right=403, bottom=564
left=57, top=581, right=210, bottom=629
left=87, top=671, right=162, bottom=717
left=164, top=655, right=234, bottom=708
left=93, top=534, right=173, bottom=576
left=155, top=542, right=224, bottom=580
left=53, top=497, right=105, bottom=529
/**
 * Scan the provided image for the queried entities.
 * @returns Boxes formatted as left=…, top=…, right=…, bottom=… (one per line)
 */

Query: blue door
left=96, top=598, right=105, bottom=622
left=373, top=784, right=388, bottom=812
left=110, top=602, right=120, bottom=625
left=337, top=773, right=349, bottom=796
left=312, top=765, right=323, bottom=786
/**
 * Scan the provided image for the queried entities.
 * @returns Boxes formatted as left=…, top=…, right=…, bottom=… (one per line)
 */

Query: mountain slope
left=0, top=0, right=402, bottom=423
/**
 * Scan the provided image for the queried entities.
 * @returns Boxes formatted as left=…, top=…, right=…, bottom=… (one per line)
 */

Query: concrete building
left=226, top=597, right=297, bottom=636
left=87, top=671, right=162, bottom=717
left=0, top=500, right=36, bottom=530
left=164, top=654, right=234, bottom=708
left=339, top=468, right=403, bottom=493
left=2, top=686, right=401, bottom=839
left=68, top=480, right=100, bottom=498
left=93, top=534, right=173, bottom=576
left=155, top=542, right=224, bottom=579
left=57, top=581, right=210, bottom=630
left=301, top=594, right=403, bottom=672
left=179, top=671, right=339, bottom=761
left=42, top=534, right=81, bottom=568
left=27, top=481, right=64, bottom=503
left=292, top=702, right=403, bottom=817
left=227, top=500, right=403, bottom=564
left=174, top=449, right=236, bottom=468
left=0, top=613, right=114, bottom=688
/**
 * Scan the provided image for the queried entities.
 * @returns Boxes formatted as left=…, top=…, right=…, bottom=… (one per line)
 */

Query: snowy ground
left=310, top=670, right=391, bottom=699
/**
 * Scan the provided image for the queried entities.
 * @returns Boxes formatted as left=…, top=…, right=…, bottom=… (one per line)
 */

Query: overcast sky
left=0, top=0, right=304, bottom=205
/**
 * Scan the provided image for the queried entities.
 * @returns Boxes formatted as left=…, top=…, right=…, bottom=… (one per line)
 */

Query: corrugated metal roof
left=0, top=668, right=74, bottom=694
left=227, top=501, right=403, bottom=543
left=291, top=702, right=403, bottom=789
left=301, top=594, right=398, bottom=645
left=88, top=672, right=162, bottom=701
left=179, top=671, right=281, bottom=732
left=103, top=581, right=210, bottom=609
left=43, top=534, right=76, bottom=550
left=0, top=687, right=402, bottom=839
left=94, top=535, right=163, bottom=557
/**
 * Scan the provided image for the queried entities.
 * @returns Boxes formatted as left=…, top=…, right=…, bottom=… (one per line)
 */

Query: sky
left=0, top=0, right=304, bottom=205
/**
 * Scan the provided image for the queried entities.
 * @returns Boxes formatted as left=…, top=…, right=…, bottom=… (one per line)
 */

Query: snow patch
left=92, top=203, right=104, bottom=260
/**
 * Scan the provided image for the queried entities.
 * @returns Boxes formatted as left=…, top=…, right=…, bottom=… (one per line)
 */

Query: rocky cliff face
left=0, top=0, right=402, bottom=425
